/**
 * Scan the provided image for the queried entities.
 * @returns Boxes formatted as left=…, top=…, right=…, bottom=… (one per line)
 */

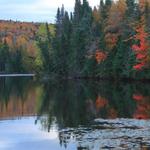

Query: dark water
left=0, top=77, right=150, bottom=150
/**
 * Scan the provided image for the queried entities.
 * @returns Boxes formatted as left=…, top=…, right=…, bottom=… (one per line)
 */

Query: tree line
left=37, top=0, right=150, bottom=80
left=0, top=0, right=149, bottom=80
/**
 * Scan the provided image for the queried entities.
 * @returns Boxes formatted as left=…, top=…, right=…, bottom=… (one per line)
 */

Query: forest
left=0, top=0, right=150, bottom=80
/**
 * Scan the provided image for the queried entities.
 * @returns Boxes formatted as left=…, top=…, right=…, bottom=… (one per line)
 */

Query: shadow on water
left=0, top=78, right=150, bottom=149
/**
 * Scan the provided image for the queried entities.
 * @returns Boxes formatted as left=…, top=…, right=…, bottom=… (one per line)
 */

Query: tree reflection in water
left=0, top=77, right=37, bottom=118
left=0, top=78, right=150, bottom=149
left=35, top=80, right=150, bottom=149
left=35, top=80, right=150, bottom=128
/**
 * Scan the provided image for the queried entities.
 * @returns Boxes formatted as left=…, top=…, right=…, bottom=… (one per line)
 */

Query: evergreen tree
left=35, top=0, right=150, bottom=80
left=0, top=41, right=10, bottom=73
left=37, top=23, right=54, bottom=73
left=113, top=38, right=127, bottom=78
left=126, top=0, right=136, bottom=19
left=105, top=0, right=112, bottom=7
left=70, top=0, right=93, bottom=77
left=74, top=0, right=82, bottom=23
left=54, top=6, right=72, bottom=77
left=10, top=48, right=25, bottom=73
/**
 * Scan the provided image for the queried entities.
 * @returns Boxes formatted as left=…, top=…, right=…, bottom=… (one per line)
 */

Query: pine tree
left=113, top=38, right=127, bottom=78
left=70, top=0, right=93, bottom=77
left=35, top=0, right=150, bottom=79
left=54, top=5, right=72, bottom=77
left=105, top=0, right=112, bottom=7
left=0, top=41, right=10, bottom=73
left=126, top=0, right=136, bottom=18
left=74, top=0, right=82, bottom=24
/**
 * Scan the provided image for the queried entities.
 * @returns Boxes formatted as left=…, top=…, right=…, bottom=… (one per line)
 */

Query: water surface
left=0, top=78, right=150, bottom=149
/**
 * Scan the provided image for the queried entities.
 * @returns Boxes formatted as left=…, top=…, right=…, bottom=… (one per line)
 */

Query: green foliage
left=0, top=41, right=10, bottom=73
left=34, top=0, right=150, bottom=80
left=0, top=0, right=149, bottom=80
left=38, top=23, right=55, bottom=40
left=35, top=23, right=56, bottom=74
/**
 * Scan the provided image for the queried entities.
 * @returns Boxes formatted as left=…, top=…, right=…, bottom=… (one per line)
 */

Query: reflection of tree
left=132, top=82, right=150, bottom=119
left=0, top=77, right=30, bottom=101
left=133, top=93, right=150, bottom=119
left=37, top=81, right=136, bottom=129
left=0, top=77, right=37, bottom=118
left=93, top=81, right=136, bottom=119
left=36, top=81, right=150, bottom=129
left=36, top=80, right=96, bottom=131
left=35, top=80, right=150, bottom=149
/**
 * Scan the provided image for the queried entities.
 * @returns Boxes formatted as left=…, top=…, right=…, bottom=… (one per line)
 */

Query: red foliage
left=132, top=25, right=149, bottom=70
left=132, top=45, right=141, bottom=52
left=95, top=50, right=107, bottom=64
left=133, top=94, right=145, bottom=101
left=134, top=114, right=149, bottom=119
left=95, top=96, right=108, bottom=109
left=134, top=103, right=150, bottom=119
left=133, top=63, right=145, bottom=70
left=136, top=54, right=146, bottom=60
left=133, top=93, right=150, bottom=119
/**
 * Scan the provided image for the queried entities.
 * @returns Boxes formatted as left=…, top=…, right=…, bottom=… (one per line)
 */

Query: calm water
left=0, top=77, right=150, bottom=150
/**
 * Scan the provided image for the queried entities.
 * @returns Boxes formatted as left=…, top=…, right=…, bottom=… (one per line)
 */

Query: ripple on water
left=59, top=119, right=150, bottom=150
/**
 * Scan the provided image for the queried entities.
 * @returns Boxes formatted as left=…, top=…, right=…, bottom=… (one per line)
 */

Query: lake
left=0, top=77, right=150, bottom=149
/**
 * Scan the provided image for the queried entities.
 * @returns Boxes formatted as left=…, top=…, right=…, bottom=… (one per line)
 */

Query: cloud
left=34, top=0, right=100, bottom=9
left=0, top=0, right=100, bottom=22
left=35, top=0, right=74, bottom=9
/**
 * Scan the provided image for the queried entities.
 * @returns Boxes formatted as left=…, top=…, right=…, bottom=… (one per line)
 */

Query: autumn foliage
left=104, top=0, right=127, bottom=50
left=95, top=95, right=108, bottom=109
left=132, top=22, right=149, bottom=70
left=0, top=20, right=39, bottom=57
left=0, top=0, right=149, bottom=78
left=133, top=93, right=150, bottom=119
left=133, top=94, right=146, bottom=101
left=95, top=50, right=107, bottom=64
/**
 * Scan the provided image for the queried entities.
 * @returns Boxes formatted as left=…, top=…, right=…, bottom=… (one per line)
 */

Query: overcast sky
left=0, top=0, right=100, bottom=23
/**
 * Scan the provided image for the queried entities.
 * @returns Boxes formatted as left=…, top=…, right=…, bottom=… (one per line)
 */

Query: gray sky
left=0, top=0, right=100, bottom=23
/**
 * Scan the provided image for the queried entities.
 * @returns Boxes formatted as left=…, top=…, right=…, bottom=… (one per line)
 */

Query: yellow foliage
left=104, top=0, right=127, bottom=50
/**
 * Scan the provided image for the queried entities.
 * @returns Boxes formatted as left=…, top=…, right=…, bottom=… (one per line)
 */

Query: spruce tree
left=113, top=38, right=126, bottom=78
left=54, top=5, right=72, bottom=77
left=71, top=0, right=93, bottom=77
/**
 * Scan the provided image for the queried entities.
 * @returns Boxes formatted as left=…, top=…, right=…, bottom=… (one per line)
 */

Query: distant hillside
left=0, top=20, right=55, bottom=73
left=0, top=20, right=55, bottom=56
left=0, top=20, right=40, bottom=57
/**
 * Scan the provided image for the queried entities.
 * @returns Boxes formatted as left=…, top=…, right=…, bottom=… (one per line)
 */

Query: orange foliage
left=93, top=7, right=101, bottom=23
left=133, top=102, right=150, bottom=119
left=108, top=108, right=118, bottom=119
left=105, top=33, right=119, bottom=50
left=2, top=36, right=13, bottom=46
left=132, top=23, right=149, bottom=70
left=0, top=20, right=39, bottom=57
left=95, top=50, right=107, bottom=64
left=0, top=88, right=37, bottom=119
left=95, top=96, right=108, bottom=109
left=133, top=93, right=150, bottom=119
left=139, top=0, right=150, bottom=12
left=104, top=0, right=127, bottom=50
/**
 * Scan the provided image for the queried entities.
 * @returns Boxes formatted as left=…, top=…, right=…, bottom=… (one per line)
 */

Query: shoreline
left=0, top=74, right=35, bottom=77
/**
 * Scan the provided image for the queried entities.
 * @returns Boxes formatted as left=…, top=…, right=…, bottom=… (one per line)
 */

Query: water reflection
left=0, top=78, right=150, bottom=149
left=36, top=80, right=150, bottom=149
left=0, top=77, right=37, bottom=119
left=36, top=80, right=150, bottom=128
